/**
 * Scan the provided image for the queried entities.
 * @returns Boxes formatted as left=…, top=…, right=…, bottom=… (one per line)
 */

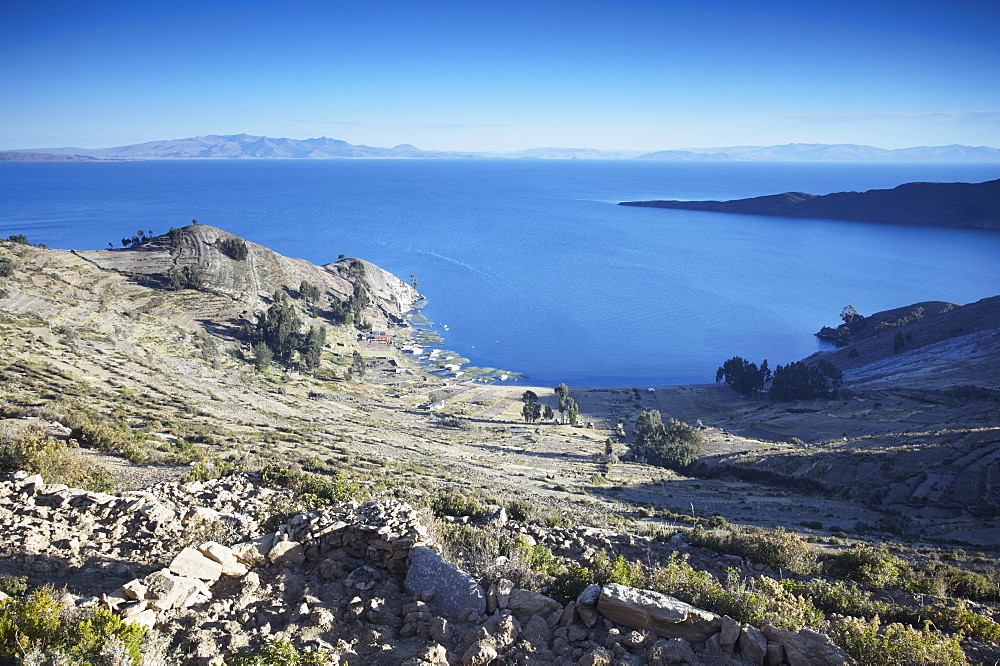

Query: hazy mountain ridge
left=0, top=151, right=115, bottom=162
left=12, top=134, right=478, bottom=160
left=9, top=135, right=1000, bottom=161
left=636, top=143, right=1000, bottom=162
left=620, top=178, right=1000, bottom=230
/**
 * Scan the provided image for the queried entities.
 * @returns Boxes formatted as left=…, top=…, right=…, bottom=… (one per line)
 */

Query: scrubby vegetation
left=0, top=587, right=146, bottom=666
left=829, top=615, right=966, bottom=666
left=227, top=637, right=336, bottom=665
left=686, top=524, right=818, bottom=574
left=0, top=424, right=113, bottom=492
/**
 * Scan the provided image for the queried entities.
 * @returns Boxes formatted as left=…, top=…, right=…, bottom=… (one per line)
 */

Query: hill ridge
left=620, top=178, right=1000, bottom=230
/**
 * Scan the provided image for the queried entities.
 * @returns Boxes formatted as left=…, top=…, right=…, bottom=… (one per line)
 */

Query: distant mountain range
left=620, top=178, right=1000, bottom=230
left=5, top=134, right=1000, bottom=162
left=0, top=151, right=113, bottom=162
left=635, top=143, right=1000, bottom=163
left=6, top=134, right=477, bottom=160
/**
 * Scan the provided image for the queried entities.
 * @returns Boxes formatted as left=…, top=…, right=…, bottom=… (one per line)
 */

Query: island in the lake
left=620, top=177, right=1000, bottom=230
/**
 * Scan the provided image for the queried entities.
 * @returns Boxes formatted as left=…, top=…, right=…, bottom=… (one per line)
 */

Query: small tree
left=300, top=326, right=326, bottom=372
left=715, top=357, right=770, bottom=397
left=566, top=397, right=579, bottom=426
left=251, top=342, right=272, bottom=371
left=521, top=390, right=540, bottom=423
left=349, top=350, right=366, bottom=379
left=168, top=227, right=185, bottom=250
left=630, top=409, right=703, bottom=469
left=554, top=383, right=570, bottom=422
left=219, top=237, right=249, bottom=261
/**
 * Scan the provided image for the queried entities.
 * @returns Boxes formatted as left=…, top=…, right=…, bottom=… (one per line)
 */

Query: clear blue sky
left=2, top=0, right=998, bottom=151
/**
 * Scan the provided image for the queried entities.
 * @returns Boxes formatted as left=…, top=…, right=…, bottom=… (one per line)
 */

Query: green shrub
left=167, top=227, right=185, bottom=250
left=506, top=498, right=536, bottom=522
left=226, top=637, right=334, bottom=665
left=259, top=465, right=360, bottom=504
left=782, top=578, right=885, bottom=619
left=588, top=551, right=645, bottom=588
left=918, top=601, right=1000, bottom=643
left=548, top=564, right=595, bottom=604
left=829, top=615, right=966, bottom=666
left=0, top=576, right=27, bottom=598
left=784, top=577, right=1000, bottom=643
left=824, top=543, right=908, bottom=588
left=0, top=258, right=14, bottom=277
left=0, top=427, right=113, bottom=492
left=183, top=459, right=237, bottom=483
left=0, top=588, right=145, bottom=665
left=937, top=564, right=998, bottom=602
left=438, top=524, right=551, bottom=591
left=686, top=525, right=818, bottom=574
left=645, top=553, right=822, bottom=631
left=430, top=489, right=489, bottom=519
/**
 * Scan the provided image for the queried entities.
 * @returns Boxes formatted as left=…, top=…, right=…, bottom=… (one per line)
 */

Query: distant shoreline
left=621, top=177, right=1000, bottom=231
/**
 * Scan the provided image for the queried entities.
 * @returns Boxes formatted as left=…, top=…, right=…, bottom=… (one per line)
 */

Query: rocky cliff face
left=79, top=224, right=419, bottom=326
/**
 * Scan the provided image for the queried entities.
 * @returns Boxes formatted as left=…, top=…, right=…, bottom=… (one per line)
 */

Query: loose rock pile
left=0, top=472, right=850, bottom=665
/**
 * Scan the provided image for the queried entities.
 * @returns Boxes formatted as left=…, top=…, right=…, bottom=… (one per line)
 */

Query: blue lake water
left=2, top=159, right=999, bottom=386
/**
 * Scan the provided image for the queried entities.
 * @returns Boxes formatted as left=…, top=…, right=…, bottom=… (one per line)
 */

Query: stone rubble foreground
left=0, top=471, right=848, bottom=665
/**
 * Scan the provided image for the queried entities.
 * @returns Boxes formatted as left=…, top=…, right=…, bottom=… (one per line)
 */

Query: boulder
left=576, top=584, right=601, bottom=627
left=231, top=534, right=275, bottom=567
left=405, top=546, right=486, bottom=618
left=764, top=626, right=850, bottom=666
left=198, top=542, right=249, bottom=576
left=719, top=615, right=740, bottom=651
left=143, top=570, right=207, bottom=611
left=596, top=584, right=722, bottom=642
left=647, top=638, right=697, bottom=665
left=738, top=625, right=767, bottom=666
left=461, top=640, right=498, bottom=666
left=506, top=588, right=562, bottom=618
left=169, top=546, right=223, bottom=582
left=578, top=647, right=612, bottom=666
left=268, top=540, right=306, bottom=566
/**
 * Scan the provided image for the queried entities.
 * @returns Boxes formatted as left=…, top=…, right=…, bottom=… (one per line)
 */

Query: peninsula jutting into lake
left=620, top=177, right=1000, bottom=230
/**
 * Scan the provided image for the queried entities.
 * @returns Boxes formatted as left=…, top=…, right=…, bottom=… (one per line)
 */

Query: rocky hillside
left=3, top=232, right=1000, bottom=664
left=811, top=296, right=1000, bottom=389
left=620, top=178, right=1000, bottom=230
left=78, top=224, right=419, bottom=327
left=0, top=467, right=874, bottom=665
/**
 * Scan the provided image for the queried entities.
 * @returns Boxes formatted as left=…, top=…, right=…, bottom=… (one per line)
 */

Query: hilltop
left=620, top=178, right=1000, bottom=230
left=2, top=229, right=999, bottom=664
